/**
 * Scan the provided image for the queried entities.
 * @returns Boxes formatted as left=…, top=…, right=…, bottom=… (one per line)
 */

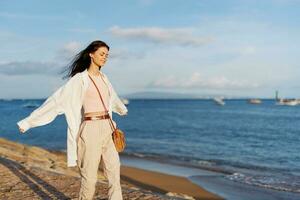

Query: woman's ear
left=89, top=53, right=93, bottom=58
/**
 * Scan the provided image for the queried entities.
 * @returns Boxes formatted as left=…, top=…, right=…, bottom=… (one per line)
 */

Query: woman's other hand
left=18, top=126, right=25, bottom=133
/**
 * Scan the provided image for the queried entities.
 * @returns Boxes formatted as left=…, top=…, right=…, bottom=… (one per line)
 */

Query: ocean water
left=1, top=98, right=300, bottom=194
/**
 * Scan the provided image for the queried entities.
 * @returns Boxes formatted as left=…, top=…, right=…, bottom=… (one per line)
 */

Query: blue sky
left=0, top=0, right=299, bottom=98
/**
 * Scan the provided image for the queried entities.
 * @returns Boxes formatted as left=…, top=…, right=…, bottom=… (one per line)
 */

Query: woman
left=17, top=40, right=128, bottom=200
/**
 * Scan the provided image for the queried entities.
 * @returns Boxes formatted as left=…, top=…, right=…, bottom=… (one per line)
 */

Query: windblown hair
left=62, top=40, right=110, bottom=79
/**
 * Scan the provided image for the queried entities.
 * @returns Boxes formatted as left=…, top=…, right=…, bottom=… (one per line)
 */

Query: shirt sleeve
left=105, top=77, right=128, bottom=116
left=111, top=88, right=128, bottom=116
left=17, top=75, right=78, bottom=133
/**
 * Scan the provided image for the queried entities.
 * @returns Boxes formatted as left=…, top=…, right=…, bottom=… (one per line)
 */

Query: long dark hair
left=62, top=40, right=110, bottom=79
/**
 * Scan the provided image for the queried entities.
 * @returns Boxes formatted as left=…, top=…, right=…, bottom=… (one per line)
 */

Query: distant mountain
left=124, top=91, right=195, bottom=99
left=123, top=91, right=243, bottom=99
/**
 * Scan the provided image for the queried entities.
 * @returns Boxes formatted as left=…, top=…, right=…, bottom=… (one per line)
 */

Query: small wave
left=195, top=160, right=214, bottom=166
left=123, top=152, right=161, bottom=160
left=22, top=103, right=40, bottom=108
left=131, top=153, right=146, bottom=158
left=226, top=172, right=300, bottom=193
left=123, top=151, right=232, bottom=174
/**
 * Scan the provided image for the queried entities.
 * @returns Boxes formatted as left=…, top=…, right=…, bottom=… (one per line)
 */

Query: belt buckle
left=91, top=116, right=100, bottom=120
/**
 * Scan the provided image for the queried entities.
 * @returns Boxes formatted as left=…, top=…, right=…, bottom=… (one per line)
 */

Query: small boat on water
left=248, top=99, right=262, bottom=104
left=276, top=99, right=300, bottom=106
left=121, top=98, right=130, bottom=105
left=274, top=90, right=300, bottom=106
left=213, top=97, right=225, bottom=106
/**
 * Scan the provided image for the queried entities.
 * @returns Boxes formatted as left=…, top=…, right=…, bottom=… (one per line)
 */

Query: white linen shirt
left=17, top=68, right=128, bottom=167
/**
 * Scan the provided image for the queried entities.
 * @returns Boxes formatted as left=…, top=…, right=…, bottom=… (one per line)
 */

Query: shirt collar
left=82, top=68, right=109, bottom=89
left=83, top=68, right=105, bottom=77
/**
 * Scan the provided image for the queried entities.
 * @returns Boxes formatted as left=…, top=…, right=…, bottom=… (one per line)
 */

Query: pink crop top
left=83, top=75, right=110, bottom=113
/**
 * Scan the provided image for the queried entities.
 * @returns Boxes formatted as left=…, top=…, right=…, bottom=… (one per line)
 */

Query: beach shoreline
left=120, top=153, right=300, bottom=200
left=0, top=137, right=223, bottom=200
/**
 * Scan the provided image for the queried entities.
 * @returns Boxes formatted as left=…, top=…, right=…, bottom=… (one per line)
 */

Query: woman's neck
left=88, top=64, right=102, bottom=76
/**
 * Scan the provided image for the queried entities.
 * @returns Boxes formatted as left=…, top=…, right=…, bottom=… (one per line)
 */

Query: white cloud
left=0, top=42, right=82, bottom=76
left=109, top=48, right=146, bottom=60
left=150, top=72, right=260, bottom=90
left=56, top=41, right=82, bottom=60
left=107, top=26, right=214, bottom=46
left=63, top=41, right=81, bottom=55
left=0, top=61, right=63, bottom=76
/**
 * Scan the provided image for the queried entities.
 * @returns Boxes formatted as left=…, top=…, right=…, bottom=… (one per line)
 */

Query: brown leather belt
left=84, top=114, right=110, bottom=121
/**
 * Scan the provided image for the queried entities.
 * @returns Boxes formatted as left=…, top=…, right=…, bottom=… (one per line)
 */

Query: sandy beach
left=0, top=137, right=223, bottom=200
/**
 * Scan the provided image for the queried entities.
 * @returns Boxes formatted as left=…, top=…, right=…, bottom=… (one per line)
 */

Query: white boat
left=274, top=91, right=300, bottom=106
left=248, top=99, right=262, bottom=104
left=213, top=97, right=225, bottom=106
left=121, top=98, right=129, bottom=105
left=276, top=99, right=300, bottom=106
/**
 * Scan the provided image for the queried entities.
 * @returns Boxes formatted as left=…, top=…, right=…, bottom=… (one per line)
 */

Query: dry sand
left=0, top=137, right=223, bottom=200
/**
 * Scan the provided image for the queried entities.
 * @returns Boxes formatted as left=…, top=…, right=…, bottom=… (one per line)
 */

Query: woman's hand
left=18, top=126, right=25, bottom=133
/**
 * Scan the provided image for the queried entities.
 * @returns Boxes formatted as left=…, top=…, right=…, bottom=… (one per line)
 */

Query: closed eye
left=100, top=53, right=109, bottom=57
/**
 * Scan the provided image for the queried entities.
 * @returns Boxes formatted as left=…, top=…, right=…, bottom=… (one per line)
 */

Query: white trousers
left=76, top=119, right=123, bottom=200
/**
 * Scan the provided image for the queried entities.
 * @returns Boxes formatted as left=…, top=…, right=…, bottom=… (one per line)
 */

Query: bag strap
left=88, top=74, right=116, bottom=131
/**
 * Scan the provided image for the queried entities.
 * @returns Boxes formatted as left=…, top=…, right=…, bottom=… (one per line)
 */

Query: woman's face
left=89, top=46, right=109, bottom=67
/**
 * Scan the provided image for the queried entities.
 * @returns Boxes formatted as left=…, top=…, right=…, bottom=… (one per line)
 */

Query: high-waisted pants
left=76, top=119, right=123, bottom=200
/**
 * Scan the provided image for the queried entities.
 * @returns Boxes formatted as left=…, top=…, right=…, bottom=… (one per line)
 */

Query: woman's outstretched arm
left=17, top=86, right=65, bottom=133
left=17, top=74, right=79, bottom=133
